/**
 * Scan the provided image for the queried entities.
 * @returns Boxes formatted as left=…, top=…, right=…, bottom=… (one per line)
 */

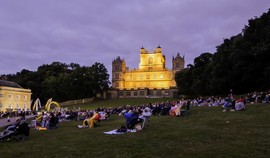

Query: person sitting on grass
left=235, top=96, right=246, bottom=111
left=142, top=107, right=152, bottom=120
left=5, top=117, right=22, bottom=131
left=49, top=113, right=59, bottom=129
left=124, top=109, right=139, bottom=129
left=222, top=97, right=235, bottom=112
left=12, top=120, right=30, bottom=141
left=0, top=118, right=29, bottom=141
left=79, top=111, right=101, bottom=128
left=89, top=111, right=101, bottom=128
left=124, top=108, right=144, bottom=131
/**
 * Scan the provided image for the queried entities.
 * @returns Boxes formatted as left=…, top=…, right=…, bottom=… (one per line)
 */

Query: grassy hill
left=62, top=98, right=179, bottom=110
left=1, top=100, right=270, bottom=158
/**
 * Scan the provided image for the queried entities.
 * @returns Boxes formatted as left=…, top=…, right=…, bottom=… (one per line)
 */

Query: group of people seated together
left=1, top=89, right=269, bottom=140
left=0, top=116, right=30, bottom=141
left=222, top=96, right=246, bottom=112
left=32, top=112, right=59, bottom=130
left=78, top=105, right=152, bottom=132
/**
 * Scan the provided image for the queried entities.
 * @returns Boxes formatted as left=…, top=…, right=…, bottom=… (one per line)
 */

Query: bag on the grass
left=116, top=125, right=127, bottom=132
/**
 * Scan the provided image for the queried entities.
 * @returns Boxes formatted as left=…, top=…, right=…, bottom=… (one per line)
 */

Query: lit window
left=24, top=96, right=27, bottom=100
left=160, top=74, right=164, bottom=79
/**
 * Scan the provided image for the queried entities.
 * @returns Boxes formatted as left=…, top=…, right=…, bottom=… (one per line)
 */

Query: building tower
left=112, top=56, right=126, bottom=89
left=172, top=53, right=185, bottom=87
left=172, top=53, right=185, bottom=74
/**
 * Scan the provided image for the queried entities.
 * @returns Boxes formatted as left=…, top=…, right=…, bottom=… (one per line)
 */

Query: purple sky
left=1, top=0, right=270, bottom=79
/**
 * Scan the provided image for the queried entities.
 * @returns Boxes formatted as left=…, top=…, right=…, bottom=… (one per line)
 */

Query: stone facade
left=107, top=46, right=184, bottom=98
left=0, top=80, right=32, bottom=112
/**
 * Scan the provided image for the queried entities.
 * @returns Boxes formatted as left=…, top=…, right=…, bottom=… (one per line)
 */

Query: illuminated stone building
left=108, top=46, right=184, bottom=98
left=0, top=80, right=32, bottom=112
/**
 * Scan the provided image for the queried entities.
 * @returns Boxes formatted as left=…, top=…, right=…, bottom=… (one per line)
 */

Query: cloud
left=0, top=0, right=269, bottom=77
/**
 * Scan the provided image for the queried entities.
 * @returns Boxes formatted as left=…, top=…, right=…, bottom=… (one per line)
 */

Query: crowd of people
left=1, top=89, right=270, bottom=140
left=0, top=110, right=32, bottom=119
left=245, top=91, right=270, bottom=103
left=189, top=90, right=269, bottom=107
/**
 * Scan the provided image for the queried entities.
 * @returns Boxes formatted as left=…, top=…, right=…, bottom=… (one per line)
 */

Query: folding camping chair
left=12, top=122, right=30, bottom=141
left=0, top=130, right=15, bottom=141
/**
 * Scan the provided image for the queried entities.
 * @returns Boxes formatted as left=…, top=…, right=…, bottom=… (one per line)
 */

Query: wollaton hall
left=105, top=45, right=185, bottom=99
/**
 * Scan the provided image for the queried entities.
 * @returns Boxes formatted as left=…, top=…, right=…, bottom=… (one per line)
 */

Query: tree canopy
left=1, top=62, right=110, bottom=103
left=175, top=8, right=270, bottom=95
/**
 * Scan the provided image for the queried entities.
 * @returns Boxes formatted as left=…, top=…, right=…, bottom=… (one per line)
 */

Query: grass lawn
left=65, top=98, right=179, bottom=109
left=1, top=99, right=270, bottom=158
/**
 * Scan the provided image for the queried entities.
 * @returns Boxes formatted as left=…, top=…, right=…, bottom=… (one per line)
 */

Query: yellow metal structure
left=45, top=101, right=60, bottom=112
left=44, top=98, right=52, bottom=111
left=32, top=98, right=41, bottom=111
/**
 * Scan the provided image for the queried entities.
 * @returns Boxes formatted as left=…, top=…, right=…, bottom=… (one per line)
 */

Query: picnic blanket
left=0, top=130, right=15, bottom=140
left=103, top=129, right=137, bottom=135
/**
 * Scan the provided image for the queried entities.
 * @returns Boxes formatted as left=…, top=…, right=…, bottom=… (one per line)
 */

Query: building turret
left=154, top=45, right=162, bottom=53
left=112, top=57, right=126, bottom=89
left=140, top=46, right=148, bottom=54
left=172, top=53, right=185, bottom=73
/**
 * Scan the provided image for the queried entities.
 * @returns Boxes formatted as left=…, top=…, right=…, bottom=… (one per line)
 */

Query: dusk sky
left=1, top=0, right=270, bottom=78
